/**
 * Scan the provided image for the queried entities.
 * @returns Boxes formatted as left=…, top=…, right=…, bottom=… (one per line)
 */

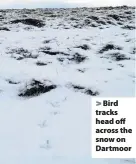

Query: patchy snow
left=0, top=6, right=135, bottom=164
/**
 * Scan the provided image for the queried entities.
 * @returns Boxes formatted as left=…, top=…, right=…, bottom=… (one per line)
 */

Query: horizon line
left=0, top=5, right=135, bottom=10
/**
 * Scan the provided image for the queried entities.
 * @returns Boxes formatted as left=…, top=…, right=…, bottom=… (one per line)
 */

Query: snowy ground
left=0, top=6, right=136, bottom=164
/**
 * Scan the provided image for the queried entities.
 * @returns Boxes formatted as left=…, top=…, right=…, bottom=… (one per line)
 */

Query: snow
left=0, top=7, right=136, bottom=164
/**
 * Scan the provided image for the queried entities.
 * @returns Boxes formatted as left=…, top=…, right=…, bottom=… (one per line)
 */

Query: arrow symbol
left=96, top=101, right=101, bottom=106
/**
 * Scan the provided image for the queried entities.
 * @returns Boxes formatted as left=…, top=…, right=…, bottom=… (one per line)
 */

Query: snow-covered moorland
left=0, top=6, right=135, bottom=164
